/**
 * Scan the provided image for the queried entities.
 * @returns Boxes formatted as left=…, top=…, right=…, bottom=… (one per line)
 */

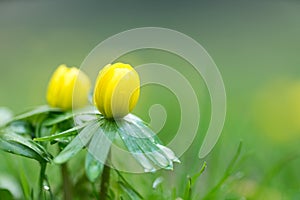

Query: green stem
left=38, top=162, right=54, bottom=200
left=99, top=152, right=111, bottom=200
left=44, top=174, right=54, bottom=200
left=39, top=163, right=47, bottom=199
left=61, top=163, right=72, bottom=200
left=92, top=182, right=98, bottom=200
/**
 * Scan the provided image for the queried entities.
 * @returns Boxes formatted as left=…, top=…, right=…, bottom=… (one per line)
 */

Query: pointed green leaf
left=7, top=121, right=34, bottom=136
left=116, top=121, right=155, bottom=172
left=119, top=181, right=143, bottom=200
left=54, top=121, right=99, bottom=164
left=85, top=121, right=116, bottom=182
left=42, top=106, right=101, bottom=127
left=0, top=132, right=52, bottom=162
left=203, top=142, right=243, bottom=200
left=11, top=106, right=61, bottom=122
left=123, top=115, right=158, bottom=140
left=43, top=112, right=100, bottom=127
left=183, top=162, right=207, bottom=200
left=129, top=117, right=180, bottom=163
left=85, top=152, right=104, bottom=182
left=42, top=112, right=73, bottom=126
left=190, top=161, right=207, bottom=186
left=119, top=120, right=172, bottom=170
left=116, top=115, right=179, bottom=172
left=0, top=138, right=41, bottom=162
left=115, top=170, right=144, bottom=199
left=87, top=122, right=116, bottom=165
left=0, top=189, right=14, bottom=200
left=34, top=122, right=92, bottom=142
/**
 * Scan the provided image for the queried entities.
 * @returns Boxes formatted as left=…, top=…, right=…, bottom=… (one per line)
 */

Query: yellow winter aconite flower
left=93, top=62, right=140, bottom=119
left=46, top=64, right=91, bottom=110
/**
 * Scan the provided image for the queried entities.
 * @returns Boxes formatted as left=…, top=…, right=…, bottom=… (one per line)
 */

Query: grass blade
left=203, top=141, right=243, bottom=200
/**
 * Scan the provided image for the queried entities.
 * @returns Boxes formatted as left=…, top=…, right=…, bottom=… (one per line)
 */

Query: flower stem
left=99, top=152, right=111, bottom=200
left=38, top=163, right=46, bottom=199
left=61, top=163, right=72, bottom=200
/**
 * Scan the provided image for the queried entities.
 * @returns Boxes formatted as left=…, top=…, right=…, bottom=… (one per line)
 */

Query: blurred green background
left=0, top=0, right=300, bottom=199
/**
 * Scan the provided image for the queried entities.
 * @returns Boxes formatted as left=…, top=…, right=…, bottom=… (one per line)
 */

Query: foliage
left=0, top=106, right=183, bottom=199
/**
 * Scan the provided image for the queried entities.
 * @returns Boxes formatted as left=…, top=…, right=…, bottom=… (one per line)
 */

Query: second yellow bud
left=46, top=64, right=91, bottom=110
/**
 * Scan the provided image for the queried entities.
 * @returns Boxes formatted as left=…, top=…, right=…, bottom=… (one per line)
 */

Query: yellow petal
left=93, top=62, right=140, bottom=119
left=46, top=64, right=91, bottom=110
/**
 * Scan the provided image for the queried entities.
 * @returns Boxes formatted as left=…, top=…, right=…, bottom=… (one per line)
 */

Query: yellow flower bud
left=46, top=64, right=91, bottom=110
left=93, top=62, right=140, bottom=119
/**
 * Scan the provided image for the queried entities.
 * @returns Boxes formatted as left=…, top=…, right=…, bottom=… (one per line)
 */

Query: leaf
left=117, top=120, right=163, bottom=171
left=0, top=132, right=52, bottom=163
left=0, top=189, right=14, bottom=200
left=116, top=121, right=155, bottom=172
left=34, top=122, right=90, bottom=142
left=31, top=114, right=48, bottom=139
left=85, top=152, right=104, bottom=182
left=118, top=181, right=143, bottom=200
left=116, top=118, right=179, bottom=172
left=43, top=107, right=101, bottom=127
left=130, top=117, right=180, bottom=164
left=85, top=121, right=116, bottom=182
left=123, top=115, right=159, bottom=141
left=7, top=121, right=34, bottom=136
left=190, top=162, right=207, bottom=186
left=115, top=170, right=144, bottom=199
left=42, top=112, right=74, bottom=126
left=124, top=114, right=149, bottom=127
left=54, top=121, right=99, bottom=164
left=183, top=162, right=207, bottom=200
left=11, top=106, right=61, bottom=122
left=203, top=142, right=243, bottom=200
left=0, top=138, right=38, bottom=160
